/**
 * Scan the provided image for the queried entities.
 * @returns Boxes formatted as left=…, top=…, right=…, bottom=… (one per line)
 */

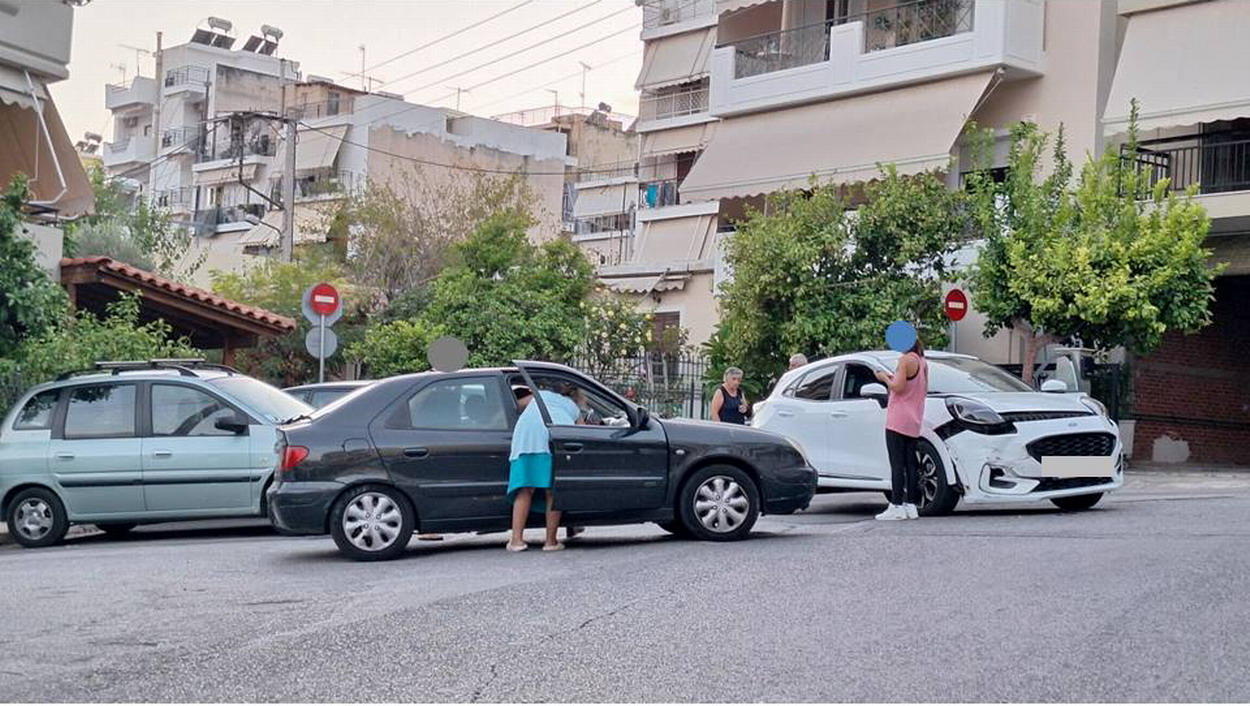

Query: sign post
left=302, top=283, right=342, bottom=384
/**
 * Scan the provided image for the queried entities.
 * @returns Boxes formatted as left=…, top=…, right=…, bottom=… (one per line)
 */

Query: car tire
left=1050, top=493, right=1104, bottom=511
left=96, top=523, right=137, bottom=537
left=677, top=465, right=760, bottom=542
left=6, top=487, right=70, bottom=549
left=330, top=484, right=415, bottom=562
left=915, top=440, right=959, bottom=516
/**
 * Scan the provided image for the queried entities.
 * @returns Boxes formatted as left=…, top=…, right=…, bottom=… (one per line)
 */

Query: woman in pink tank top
left=874, top=337, right=928, bottom=520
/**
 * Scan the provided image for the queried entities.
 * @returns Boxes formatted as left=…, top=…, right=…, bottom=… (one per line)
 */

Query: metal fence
left=570, top=351, right=711, bottom=420
left=1123, top=136, right=1250, bottom=196
left=639, top=84, right=710, bottom=122
left=996, top=362, right=1129, bottom=421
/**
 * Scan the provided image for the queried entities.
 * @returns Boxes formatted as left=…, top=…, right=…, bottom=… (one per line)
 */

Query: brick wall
left=1132, top=276, right=1250, bottom=465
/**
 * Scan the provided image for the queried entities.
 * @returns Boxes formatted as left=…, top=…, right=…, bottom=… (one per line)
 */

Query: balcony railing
left=196, top=135, right=277, bottom=164
left=161, top=126, right=204, bottom=152
left=575, top=212, right=635, bottom=236
left=287, top=98, right=347, bottom=121
left=641, top=179, right=681, bottom=209
left=639, top=83, right=710, bottom=122
left=164, top=65, right=211, bottom=89
left=153, top=187, right=198, bottom=211
left=1124, top=136, right=1250, bottom=196
left=730, top=0, right=974, bottom=79
left=641, top=0, right=716, bottom=30
left=193, top=204, right=266, bottom=234
left=295, top=170, right=364, bottom=200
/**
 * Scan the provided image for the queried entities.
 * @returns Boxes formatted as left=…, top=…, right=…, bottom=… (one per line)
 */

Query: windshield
left=890, top=356, right=1032, bottom=394
left=208, top=376, right=313, bottom=422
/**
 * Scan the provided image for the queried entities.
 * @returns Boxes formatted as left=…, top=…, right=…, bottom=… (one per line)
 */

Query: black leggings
left=885, top=430, right=920, bottom=506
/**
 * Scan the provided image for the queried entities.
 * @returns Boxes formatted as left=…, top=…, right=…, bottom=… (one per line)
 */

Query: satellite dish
left=597, top=102, right=612, bottom=113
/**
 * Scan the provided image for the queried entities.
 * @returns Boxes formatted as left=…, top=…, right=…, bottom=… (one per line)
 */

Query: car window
left=63, top=384, right=136, bottom=439
left=207, top=376, right=312, bottom=422
left=151, top=384, right=237, bottom=437
left=310, top=390, right=348, bottom=408
left=393, top=379, right=508, bottom=431
left=922, top=357, right=1033, bottom=393
left=841, top=364, right=879, bottom=400
left=14, top=390, right=59, bottom=430
left=791, top=367, right=838, bottom=401
left=525, top=373, right=630, bottom=427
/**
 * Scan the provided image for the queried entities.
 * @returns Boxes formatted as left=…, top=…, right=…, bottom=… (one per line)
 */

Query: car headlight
left=945, top=397, right=1006, bottom=426
left=1079, top=396, right=1108, bottom=418
left=782, top=435, right=812, bottom=465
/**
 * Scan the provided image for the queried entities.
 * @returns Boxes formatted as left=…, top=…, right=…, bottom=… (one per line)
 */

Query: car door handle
left=152, top=450, right=173, bottom=458
left=777, top=411, right=795, bottom=418
left=55, top=452, right=75, bottom=461
left=829, top=411, right=850, bottom=419
left=403, top=447, right=429, bottom=459
left=561, top=442, right=584, bottom=453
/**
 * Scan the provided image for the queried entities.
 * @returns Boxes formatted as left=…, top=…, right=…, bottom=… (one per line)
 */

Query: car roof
left=285, top=380, right=374, bottom=392
left=783, top=349, right=976, bottom=377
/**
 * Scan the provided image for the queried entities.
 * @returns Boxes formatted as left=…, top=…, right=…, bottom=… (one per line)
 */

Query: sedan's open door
left=513, top=361, right=669, bottom=514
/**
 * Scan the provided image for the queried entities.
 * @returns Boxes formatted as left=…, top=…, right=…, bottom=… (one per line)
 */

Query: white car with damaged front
left=751, top=351, right=1124, bottom=515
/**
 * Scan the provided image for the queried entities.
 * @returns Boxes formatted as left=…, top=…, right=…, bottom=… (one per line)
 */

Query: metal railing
left=295, top=170, right=364, bottom=199
left=639, top=83, right=710, bottom=122
left=640, top=179, right=681, bottom=209
left=730, top=0, right=974, bottom=79
left=1123, top=136, right=1250, bottom=196
left=568, top=351, right=711, bottom=420
left=196, top=135, right=277, bottom=163
left=193, top=204, right=266, bottom=234
left=640, top=0, right=716, bottom=30
left=161, top=126, right=203, bottom=151
left=164, top=65, right=211, bottom=88
left=287, top=98, right=347, bottom=120
left=575, top=212, right=634, bottom=235
left=154, top=186, right=197, bottom=210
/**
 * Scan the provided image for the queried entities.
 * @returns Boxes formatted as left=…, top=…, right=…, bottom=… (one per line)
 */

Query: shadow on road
left=62, top=520, right=276, bottom=546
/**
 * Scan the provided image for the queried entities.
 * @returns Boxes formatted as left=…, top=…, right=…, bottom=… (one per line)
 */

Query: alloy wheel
left=342, top=492, right=404, bottom=552
left=915, top=449, right=940, bottom=508
left=693, top=476, right=750, bottom=533
left=15, top=499, right=54, bottom=542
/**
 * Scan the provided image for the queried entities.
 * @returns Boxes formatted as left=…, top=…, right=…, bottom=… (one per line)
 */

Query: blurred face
left=725, top=373, right=742, bottom=389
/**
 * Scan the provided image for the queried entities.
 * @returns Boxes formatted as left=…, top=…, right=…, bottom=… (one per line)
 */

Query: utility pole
left=447, top=86, right=468, bottom=111
left=153, top=32, right=163, bottom=160
left=579, top=61, right=591, bottom=109
left=358, top=45, right=367, bottom=91
left=281, top=117, right=296, bottom=263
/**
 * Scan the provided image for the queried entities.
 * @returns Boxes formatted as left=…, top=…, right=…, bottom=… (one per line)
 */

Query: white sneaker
left=903, top=503, right=919, bottom=520
left=875, top=504, right=908, bottom=521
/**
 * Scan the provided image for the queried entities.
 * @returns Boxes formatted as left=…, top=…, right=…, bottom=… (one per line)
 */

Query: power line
left=472, top=50, right=639, bottom=114
left=351, top=0, right=536, bottom=77
left=395, top=2, right=629, bottom=97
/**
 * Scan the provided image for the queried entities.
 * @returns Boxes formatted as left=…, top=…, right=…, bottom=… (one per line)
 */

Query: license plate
left=1041, top=456, right=1115, bottom=478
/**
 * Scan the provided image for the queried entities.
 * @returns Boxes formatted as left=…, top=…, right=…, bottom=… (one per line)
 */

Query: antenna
left=110, top=62, right=127, bottom=84
left=546, top=89, right=559, bottom=118
left=447, top=86, right=469, bottom=111
left=578, top=61, right=591, bottom=110
left=118, top=43, right=153, bottom=78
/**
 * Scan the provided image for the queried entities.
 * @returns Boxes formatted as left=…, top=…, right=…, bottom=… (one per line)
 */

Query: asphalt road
left=2, top=472, right=1248, bottom=703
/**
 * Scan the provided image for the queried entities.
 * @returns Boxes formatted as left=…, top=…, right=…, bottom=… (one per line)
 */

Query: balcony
left=641, top=179, right=682, bottom=209
left=153, top=186, right=198, bottom=212
left=709, top=0, right=1044, bottom=118
left=105, top=77, right=158, bottom=111
left=102, top=136, right=156, bottom=169
left=1127, top=135, right=1250, bottom=196
left=193, top=204, right=266, bottom=236
left=163, top=65, right=211, bottom=98
left=195, top=135, right=276, bottom=164
left=161, top=126, right=205, bottom=155
left=294, top=170, right=364, bottom=202
left=639, top=82, right=711, bottom=127
left=640, top=0, right=717, bottom=35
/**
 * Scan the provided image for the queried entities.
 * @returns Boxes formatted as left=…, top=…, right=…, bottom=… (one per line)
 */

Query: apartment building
left=233, top=78, right=570, bottom=261
left=621, top=0, right=1120, bottom=349
left=0, top=0, right=93, bottom=250
left=1102, top=0, right=1250, bottom=464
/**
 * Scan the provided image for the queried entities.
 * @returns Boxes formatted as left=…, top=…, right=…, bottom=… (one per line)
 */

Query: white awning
left=680, top=72, right=993, bottom=202
left=574, top=183, right=636, bottom=218
left=0, top=90, right=93, bottom=216
left=295, top=124, right=347, bottom=173
left=635, top=213, right=717, bottom=264
left=0, top=65, right=48, bottom=111
left=717, top=0, right=777, bottom=14
left=194, top=162, right=259, bottom=186
left=1104, top=0, right=1250, bottom=132
left=636, top=27, right=716, bottom=90
left=601, top=272, right=691, bottom=294
left=641, top=122, right=717, bottom=158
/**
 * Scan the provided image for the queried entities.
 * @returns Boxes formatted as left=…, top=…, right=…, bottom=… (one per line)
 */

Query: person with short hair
left=789, top=353, right=808, bottom=370
left=710, top=367, right=750, bottom=425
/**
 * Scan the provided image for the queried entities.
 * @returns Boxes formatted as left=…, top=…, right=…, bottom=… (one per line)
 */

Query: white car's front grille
left=1026, top=432, right=1117, bottom=462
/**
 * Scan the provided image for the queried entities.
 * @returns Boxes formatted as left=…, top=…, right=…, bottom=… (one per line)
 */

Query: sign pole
left=318, top=313, right=326, bottom=383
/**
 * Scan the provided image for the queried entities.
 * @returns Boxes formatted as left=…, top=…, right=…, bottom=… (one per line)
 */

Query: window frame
left=787, top=364, right=841, bottom=402
left=511, top=371, right=631, bottom=429
left=383, top=374, right=514, bottom=433
left=146, top=381, right=249, bottom=438
left=53, top=382, right=141, bottom=441
left=836, top=361, right=881, bottom=402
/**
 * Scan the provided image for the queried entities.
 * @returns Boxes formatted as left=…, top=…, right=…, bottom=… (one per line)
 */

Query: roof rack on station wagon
left=55, top=359, right=243, bottom=381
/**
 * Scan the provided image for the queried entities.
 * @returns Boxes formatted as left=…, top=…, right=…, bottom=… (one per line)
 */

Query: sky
left=53, top=0, right=644, bottom=143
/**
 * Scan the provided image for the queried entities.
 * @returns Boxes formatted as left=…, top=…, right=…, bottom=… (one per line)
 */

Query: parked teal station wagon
left=0, top=360, right=313, bottom=548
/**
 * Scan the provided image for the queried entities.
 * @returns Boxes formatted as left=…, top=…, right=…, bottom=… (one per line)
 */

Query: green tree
left=347, top=319, right=443, bottom=378
left=67, top=167, right=203, bottom=279
left=578, top=292, right=654, bottom=379
left=210, top=253, right=361, bottom=386
left=712, top=169, right=965, bottom=392
left=965, top=106, right=1220, bottom=383
left=0, top=176, right=70, bottom=359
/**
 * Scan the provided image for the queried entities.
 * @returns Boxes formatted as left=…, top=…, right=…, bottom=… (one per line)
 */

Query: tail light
left=277, top=442, right=309, bottom=480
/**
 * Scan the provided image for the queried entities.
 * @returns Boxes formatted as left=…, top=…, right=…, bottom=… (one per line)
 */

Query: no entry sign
left=944, top=288, right=968, bottom=322
left=309, top=283, right=340, bottom=317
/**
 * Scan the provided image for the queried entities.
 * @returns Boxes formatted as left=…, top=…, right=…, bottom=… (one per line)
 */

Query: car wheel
left=6, top=488, right=70, bottom=548
left=1050, top=493, right=1103, bottom=511
left=330, top=484, right=415, bottom=561
left=96, top=523, right=137, bottom=537
left=678, top=465, right=759, bottom=542
left=915, top=441, right=959, bottom=516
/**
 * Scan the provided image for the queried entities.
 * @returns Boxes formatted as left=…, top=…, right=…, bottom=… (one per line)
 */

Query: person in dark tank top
left=711, top=367, right=750, bottom=425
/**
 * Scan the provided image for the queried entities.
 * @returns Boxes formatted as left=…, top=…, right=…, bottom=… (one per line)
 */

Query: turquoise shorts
left=508, top=453, right=554, bottom=512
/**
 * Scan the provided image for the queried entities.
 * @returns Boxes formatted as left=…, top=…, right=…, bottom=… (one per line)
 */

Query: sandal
left=506, top=542, right=528, bottom=553
left=542, top=542, right=565, bottom=552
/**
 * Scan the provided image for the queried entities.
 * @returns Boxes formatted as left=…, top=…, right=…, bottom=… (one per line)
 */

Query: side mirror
left=1041, top=379, right=1068, bottom=393
left=215, top=413, right=250, bottom=434
left=634, top=406, right=651, bottom=429
left=861, top=383, right=887, bottom=398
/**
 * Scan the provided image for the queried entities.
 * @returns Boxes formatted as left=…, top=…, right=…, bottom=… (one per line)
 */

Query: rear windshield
left=207, top=376, right=312, bottom=423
